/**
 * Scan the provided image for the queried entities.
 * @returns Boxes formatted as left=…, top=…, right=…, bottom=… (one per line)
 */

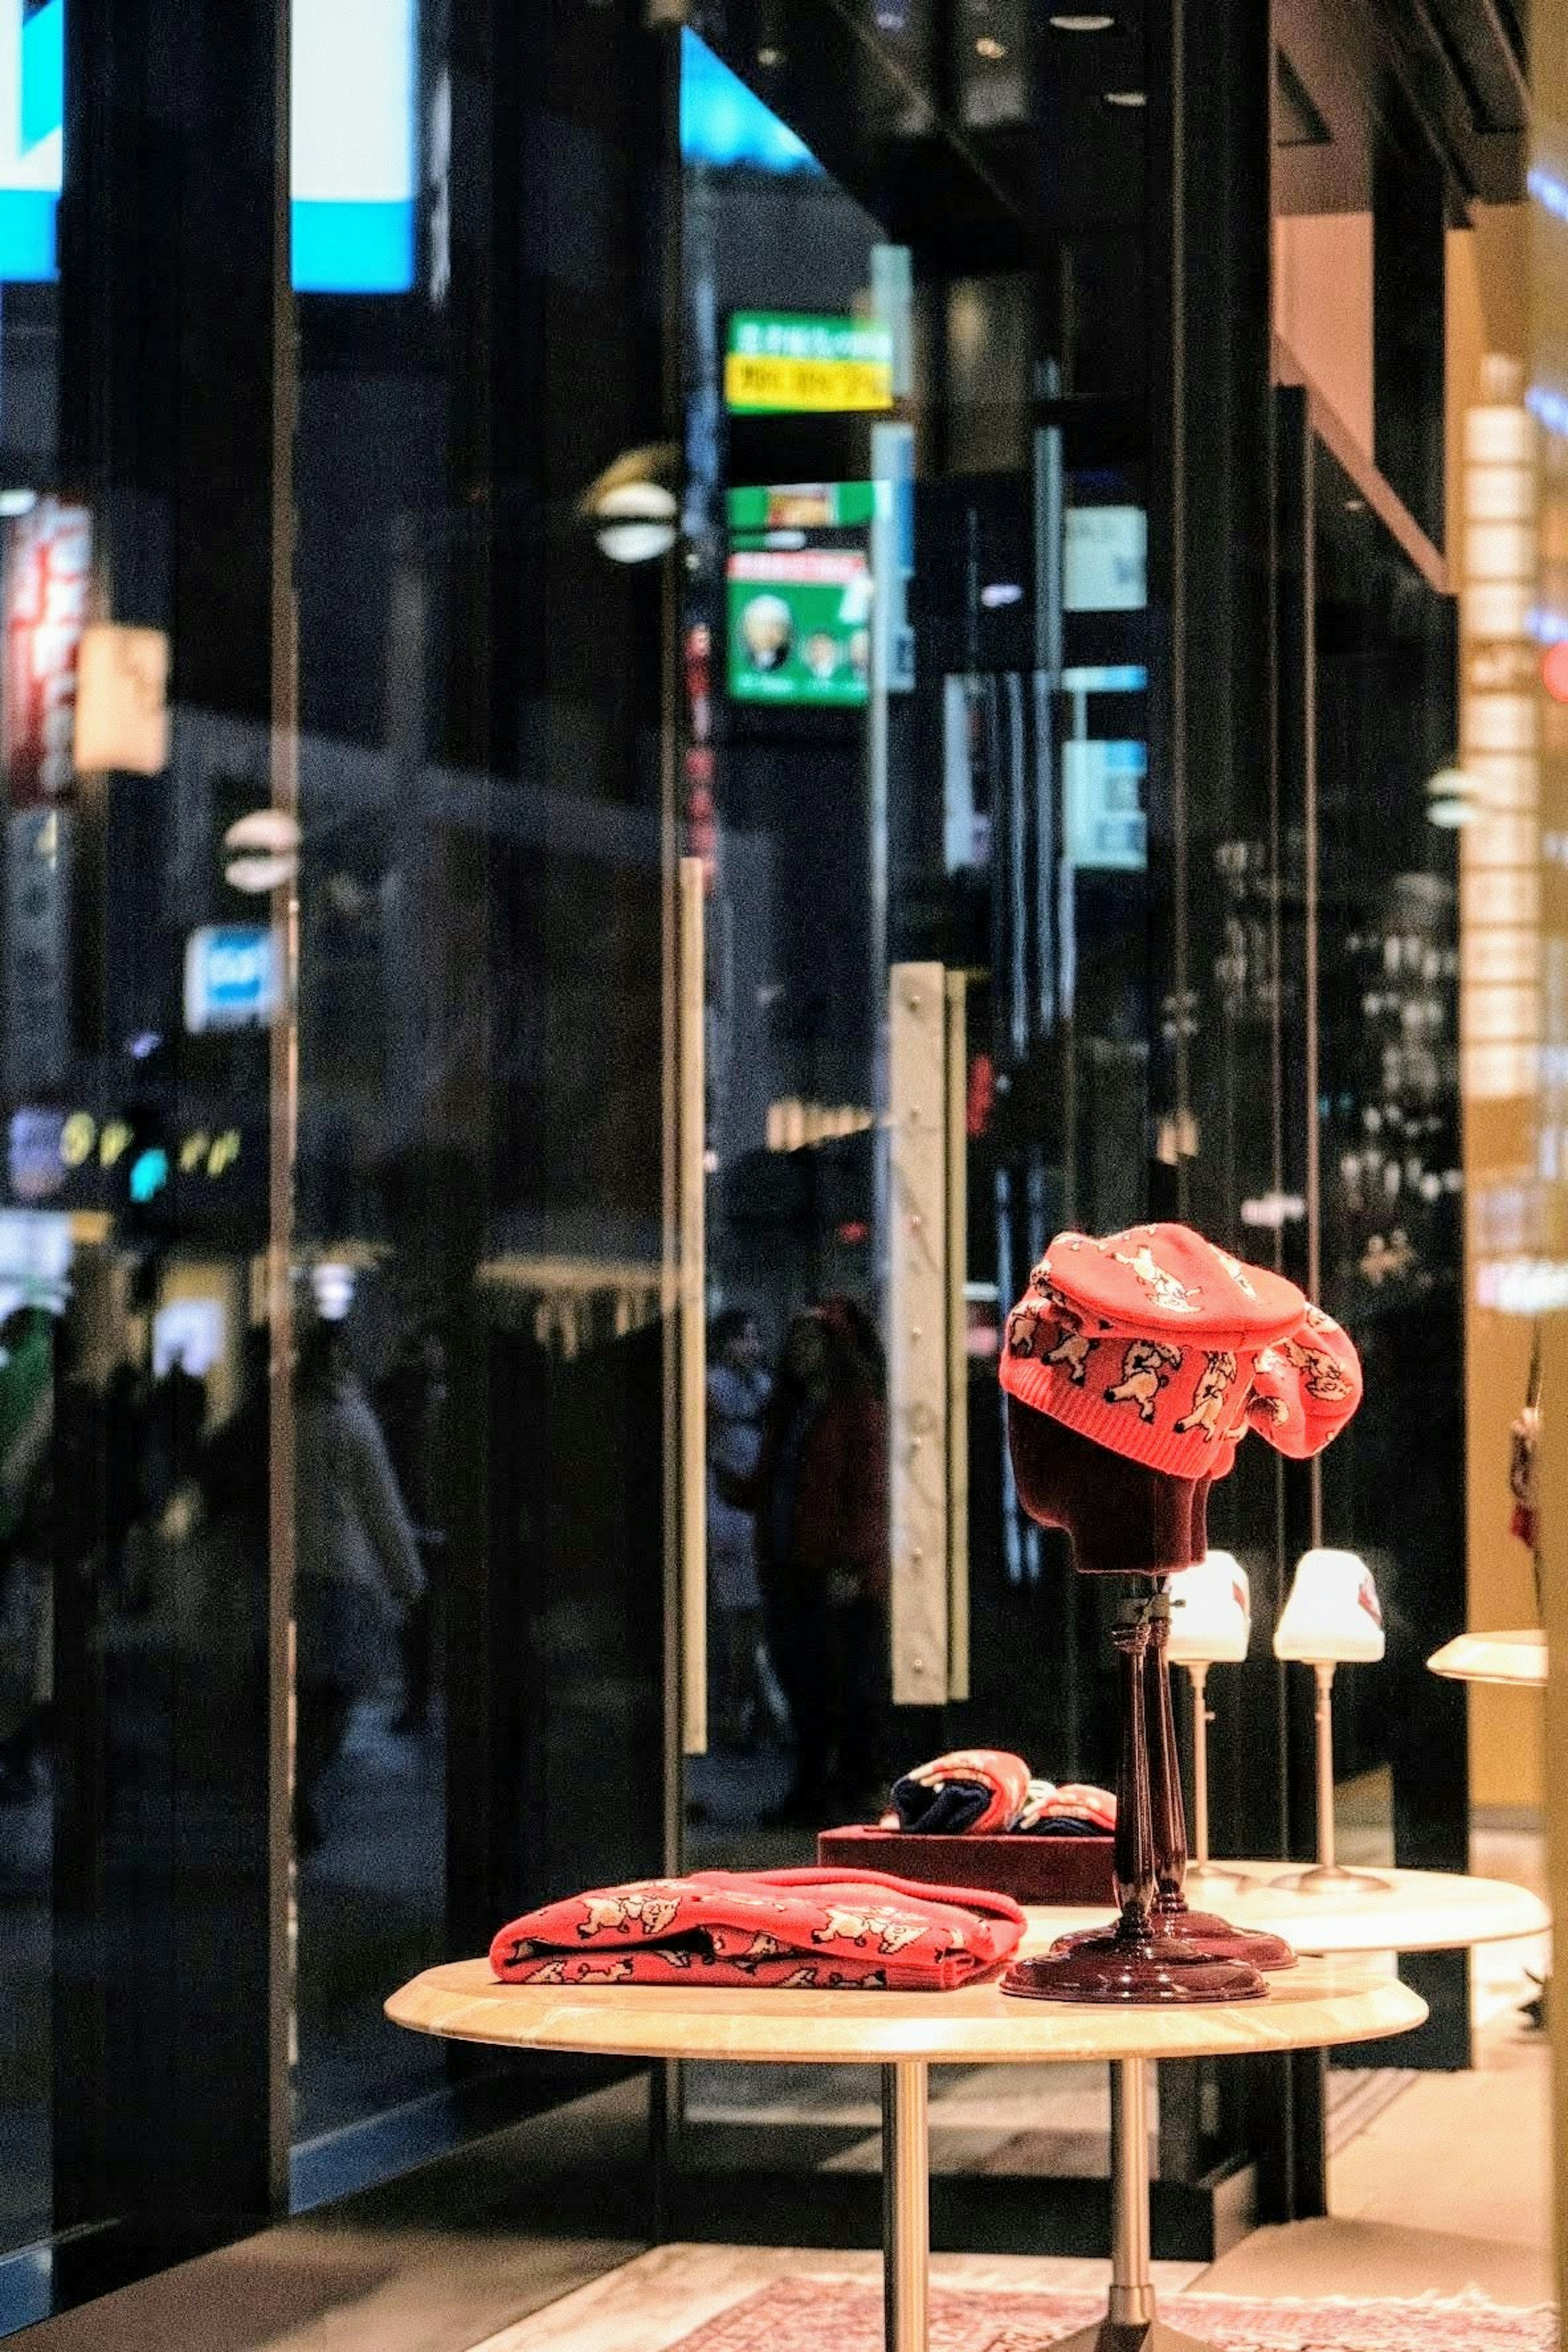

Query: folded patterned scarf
left=889, top=1748, right=1032, bottom=1835
left=489, top=1866, right=1027, bottom=1991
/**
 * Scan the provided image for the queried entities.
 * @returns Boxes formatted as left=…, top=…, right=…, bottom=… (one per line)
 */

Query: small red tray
left=817, top=1824, right=1116, bottom=1906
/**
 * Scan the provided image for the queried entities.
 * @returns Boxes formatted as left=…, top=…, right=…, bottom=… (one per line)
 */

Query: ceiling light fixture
left=1049, top=10, right=1115, bottom=27
left=1103, top=87, right=1145, bottom=105
left=975, top=34, right=1007, bottom=58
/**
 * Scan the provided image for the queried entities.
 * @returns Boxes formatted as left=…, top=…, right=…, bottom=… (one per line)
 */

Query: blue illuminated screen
left=0, top=0, right=418, bottom=292
left=680, top=30, right=824, bottom=176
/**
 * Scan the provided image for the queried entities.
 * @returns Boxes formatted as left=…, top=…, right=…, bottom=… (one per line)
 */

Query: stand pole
left=1313, top=1661, right=1336, bottom=1870
left=882, top=2060, right=929, bottom=2352
left=1272, top=1660, right=1386, bottom=1895
left=1108, top=2058, right=1156, bottom=2326
left=1188, top=1663, right=1211, bottom=1870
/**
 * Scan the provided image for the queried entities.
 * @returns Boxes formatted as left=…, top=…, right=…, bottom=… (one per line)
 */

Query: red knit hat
left=1000, top=1223, right=1361, bottom=1481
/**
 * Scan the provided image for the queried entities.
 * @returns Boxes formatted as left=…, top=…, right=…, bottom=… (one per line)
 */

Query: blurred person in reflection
left=0, top=1307, right=54, bottom=1800
left=293, top=1316, right=424, bottom=1856
left=731, top=1299, right=888, bottom=1830
left=706, top=1308, right=771, bottom=1751
left=376, top=1320, right=450, bottom=1735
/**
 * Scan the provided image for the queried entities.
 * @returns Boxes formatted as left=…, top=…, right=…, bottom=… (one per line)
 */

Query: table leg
left=882, top=2060, right=929, bottom=2352
left=1042, top=2060, right=1216, bottom=2352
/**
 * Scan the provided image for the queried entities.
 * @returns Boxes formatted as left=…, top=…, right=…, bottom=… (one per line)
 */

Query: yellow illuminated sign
left=725, top=312, right=894, bottom=415
left=724, top=352, right=892, bottom=414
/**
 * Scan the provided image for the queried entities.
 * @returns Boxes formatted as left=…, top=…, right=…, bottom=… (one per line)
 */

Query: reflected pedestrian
left=706, top=1308, right=771, bottom=1750
left=735, top=1301, right=888, bottom=1829
left=293, top=1318, right=424, bottom=1856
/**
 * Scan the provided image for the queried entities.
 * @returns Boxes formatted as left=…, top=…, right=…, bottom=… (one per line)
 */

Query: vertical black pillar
left=1143, top=0, right=1323, bottom=2217
left=51, top=0, right=289, bottom=2296
left=436, top=0, right=674, bottom=1963
left=1374, top=99, right=1447, bottom=555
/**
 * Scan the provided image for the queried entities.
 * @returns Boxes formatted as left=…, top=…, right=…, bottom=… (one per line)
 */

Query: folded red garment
left=489, top=1866, right=1027, bottom=1991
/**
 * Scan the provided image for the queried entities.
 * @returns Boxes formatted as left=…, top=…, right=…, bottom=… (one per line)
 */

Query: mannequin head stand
left=1001, top=1405, right=1292, bottom=2004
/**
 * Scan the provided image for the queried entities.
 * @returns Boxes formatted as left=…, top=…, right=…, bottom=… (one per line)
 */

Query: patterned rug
left=664, top=2274, right=1557, bottom=2352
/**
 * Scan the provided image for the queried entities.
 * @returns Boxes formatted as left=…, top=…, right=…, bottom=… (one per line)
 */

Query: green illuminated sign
left=724, top=312, right=893, bottom=413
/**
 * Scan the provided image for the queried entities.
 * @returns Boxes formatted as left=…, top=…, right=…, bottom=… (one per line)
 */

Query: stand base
left=1004, top=1933, right=1267, bottom=2004
left=1271, top=1863, right=1391, bottom=1897
left=1042, top=2319, right=1218, bottom=2352
left=1152, top=1901, right=1296, bottom=1971
left=1181, top=1860, right=1247, bottom=1895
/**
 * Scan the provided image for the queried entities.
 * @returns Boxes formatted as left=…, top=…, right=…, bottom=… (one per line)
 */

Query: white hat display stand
left=1273, top=1548, right=1390, bottom=1895
left=1166, top=1551, right=1252, bottom=1897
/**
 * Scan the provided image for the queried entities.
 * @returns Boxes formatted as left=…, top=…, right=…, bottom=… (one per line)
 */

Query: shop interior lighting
left=980, top=581, right=1024, bottom=606
left=1102, top=87, right=1145, bottom=106
left=224, top=807, right=301, bottom=893
left=1526, top=383, right=1568, bottom=437
left=1527, top=165, right=1568, bottom=223
left=1049, top=11, right=1116, bottom=26
left=975, top=36, right=1007, bottom=58
left=1425, top=764, right=1483, bottom=829
left=0, top=488, right=37, bottom=517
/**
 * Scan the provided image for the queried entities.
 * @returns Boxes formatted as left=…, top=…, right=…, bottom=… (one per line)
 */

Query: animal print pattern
left=999, top=1224, right=1361, bottom=1470
left=813, top=1905, right=926, bottom=1956
left=1216, top=1250, right=1258, bottom=1298
left=1105, top=1338, right=1184, bottom=1421
left=1045, top=1326, right=1094, bottom=1384
left=1111, top=1243, right=1201, bottom=1315
left=578, top=1888, right=684, bottom=1939
left=1174, top=1349, right=1238, bottom=1440
left=489, top=1868, right=1027, bottom=1991
left=1277, top=1334, right=1355, bottom=1402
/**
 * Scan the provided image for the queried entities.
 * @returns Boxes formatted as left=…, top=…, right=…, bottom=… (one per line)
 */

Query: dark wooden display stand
left=1000, top=1408, right=1293, bottom=2003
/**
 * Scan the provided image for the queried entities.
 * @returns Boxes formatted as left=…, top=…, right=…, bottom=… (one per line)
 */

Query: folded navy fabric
left=886, top=1753, right=1116, bottom=1835
left=890, top=1749, right=1031, bottom=1835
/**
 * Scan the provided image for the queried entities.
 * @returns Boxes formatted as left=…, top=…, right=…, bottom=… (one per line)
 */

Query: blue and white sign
left=291, top=0, right=417, bottom=292
left=0, top=0, right=417, bottom=292
left=1063, top=506, right=1147, bottom=613
left=183, top=925, right=280, bottom=1034
left=1064, top=738, right=1147, bottom=871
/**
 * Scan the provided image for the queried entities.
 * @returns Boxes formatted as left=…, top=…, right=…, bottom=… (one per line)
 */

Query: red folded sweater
left=489, top=1866, right=1027, bottom=1991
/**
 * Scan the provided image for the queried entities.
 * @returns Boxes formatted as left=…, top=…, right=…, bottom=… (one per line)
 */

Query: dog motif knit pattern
left=1001, top=1222, right=1361, bottom=1479
left=490, top=1867, right=1027, bottom=1991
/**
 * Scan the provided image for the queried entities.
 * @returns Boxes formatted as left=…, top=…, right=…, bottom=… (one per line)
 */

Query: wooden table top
left=1021, top=1864, right=1549, bottom=1958
left=386, top=1954, right=1425, bottom=2067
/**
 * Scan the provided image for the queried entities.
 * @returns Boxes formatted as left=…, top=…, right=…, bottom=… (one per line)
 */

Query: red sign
left=1543, top=639, right=1568, bottom=706
left=4, top=500, right=92, bottom=808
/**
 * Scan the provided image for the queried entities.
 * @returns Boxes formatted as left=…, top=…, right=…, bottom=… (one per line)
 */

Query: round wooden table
left=387, top=1955, right=1423, bottom=2352
left=1021, top=1862, right=1550, bottom=1956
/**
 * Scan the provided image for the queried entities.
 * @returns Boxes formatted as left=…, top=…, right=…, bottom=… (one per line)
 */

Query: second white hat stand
left=1272, top=1547, right=1390, bottom=1894
left=1168, top=1545, right=1388, bottom=1895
